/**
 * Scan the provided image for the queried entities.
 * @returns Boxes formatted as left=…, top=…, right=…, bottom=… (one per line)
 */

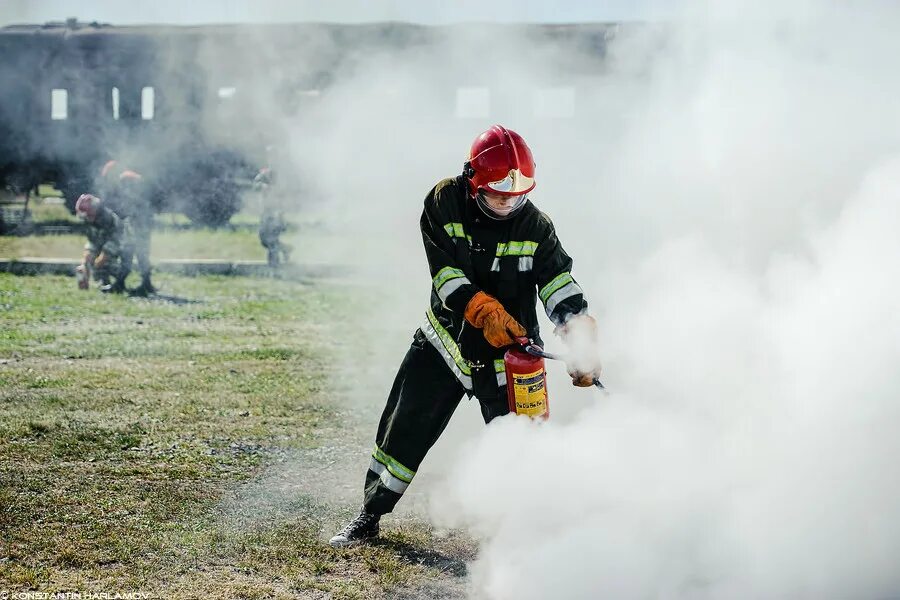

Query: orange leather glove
left=465, top=291, right=526, bottom=348
left=556, top=314, right=602, bottom=387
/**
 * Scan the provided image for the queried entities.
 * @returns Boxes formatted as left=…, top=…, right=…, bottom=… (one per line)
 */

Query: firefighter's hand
left=82, top=250, right=95, bottom=266
left=465, top=291, right=527, bottom=348
left=482, top=309, right=527, bottom=348
left=94, top=251, right=109, bottom=269
left=567, top=360, right=603, bottom=387
left=557, top=313, right=601, bottom=387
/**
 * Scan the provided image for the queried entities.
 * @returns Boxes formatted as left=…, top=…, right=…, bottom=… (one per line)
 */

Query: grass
left=1, top=187, right=289, bottom=261
left=0, top=214, right=334, bottom=264
left=0, top=188, right=347, bottom=267
left=0, top=229, right=270, bottom=261
left=0, top=273, right=473, bottom=598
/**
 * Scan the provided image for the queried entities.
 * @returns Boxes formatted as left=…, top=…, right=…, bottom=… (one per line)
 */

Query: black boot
left=329, top=511, right=380, bottom=548
left=132, top=274, right=156, bottom=297
left=101, top=279, right=126, bottom=294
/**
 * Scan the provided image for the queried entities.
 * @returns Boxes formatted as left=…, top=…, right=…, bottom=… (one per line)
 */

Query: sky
left=0, top=0, right=673, bottom=26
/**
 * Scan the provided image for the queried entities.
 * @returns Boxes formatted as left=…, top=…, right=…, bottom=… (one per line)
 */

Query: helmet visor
left=476, top=190, right=528, bottom=220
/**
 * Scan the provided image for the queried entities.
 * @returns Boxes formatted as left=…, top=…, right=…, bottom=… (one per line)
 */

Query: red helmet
left=464, top=125, right=536, bottom=197
left=101, top=160, right=142, bottom=182
left=75, top=194, right=100, bottom=221
left=100, top=160, right=119, bottom=179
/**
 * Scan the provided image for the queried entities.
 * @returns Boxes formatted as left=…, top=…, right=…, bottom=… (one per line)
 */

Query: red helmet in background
left=75, top=194, right=100, bottom=221
left=100, top=160, right=119, bottom=179
left=464, top=125, right=536, bottom=197
left=101, top=159, right=142, bottom=182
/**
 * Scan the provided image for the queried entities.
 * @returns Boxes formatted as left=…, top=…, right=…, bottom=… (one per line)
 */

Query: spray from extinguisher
left=504, top=336, right=605, bottom=420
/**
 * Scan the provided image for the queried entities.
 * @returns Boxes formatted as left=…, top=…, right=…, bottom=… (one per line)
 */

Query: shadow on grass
left=373, top=537, right=469, bottom=578
left=129, top=291, right=204, bottom=305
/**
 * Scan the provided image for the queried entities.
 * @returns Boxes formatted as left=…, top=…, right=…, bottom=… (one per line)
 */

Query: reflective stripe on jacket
left=419, top=176, right=588, bottom=398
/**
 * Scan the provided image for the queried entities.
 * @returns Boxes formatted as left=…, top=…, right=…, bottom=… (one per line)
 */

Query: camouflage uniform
left=255, top=168, right=292, bottom=267
left=99, top=162, right=155, bottom=294
left=84, top=205, right=126, bottom=290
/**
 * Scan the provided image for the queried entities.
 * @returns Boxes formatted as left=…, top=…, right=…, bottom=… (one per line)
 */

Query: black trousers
left=363, top=330, right=509, bottom=515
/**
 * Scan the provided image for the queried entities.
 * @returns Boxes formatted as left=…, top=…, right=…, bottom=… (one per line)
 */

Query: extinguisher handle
left=516, top=337, right=566, bottom=361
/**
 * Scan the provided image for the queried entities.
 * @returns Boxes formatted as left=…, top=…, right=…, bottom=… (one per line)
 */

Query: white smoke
left=433, top=159, right=900, bottom=596
left=424, top=1, right=900, bottom=598
left=94, top=0, right=900, bottom=592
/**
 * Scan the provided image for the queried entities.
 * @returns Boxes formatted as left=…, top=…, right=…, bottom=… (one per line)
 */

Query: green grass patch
left=0, top=273, right=472, bottom=598
left=0, top=229, right=268, bottom=261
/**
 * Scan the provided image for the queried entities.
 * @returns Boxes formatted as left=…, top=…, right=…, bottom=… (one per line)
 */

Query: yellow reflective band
left=496, top=240, right=539, bottom=257
left=422, top=313, right=473, bottom=389
left=372, top=445, right=415, bottom=483
left=544, top=281, right=584, bottom=317
left=539, top=272, right=574, bottom=303
left=369, top=458, right=409, bottom=493
left=443, top=222, right=466, bottom=239
left=433, top=266, right=466, bottom=290
left=494, top=359, right=507, bottom=387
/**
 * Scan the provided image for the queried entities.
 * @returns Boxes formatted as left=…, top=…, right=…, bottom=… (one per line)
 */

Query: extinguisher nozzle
left=514, top=338, right=609, bottom=393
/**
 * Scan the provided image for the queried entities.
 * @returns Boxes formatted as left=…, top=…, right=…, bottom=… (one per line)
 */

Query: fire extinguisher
left=75, top=263, right=90, bottom=290
left=504, top=336, right=605, bottom=420
left=504, top=340, right=550, bottom=419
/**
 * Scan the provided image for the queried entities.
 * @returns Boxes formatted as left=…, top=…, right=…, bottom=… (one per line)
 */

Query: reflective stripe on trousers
left=368, top=443, right=416, bottom=494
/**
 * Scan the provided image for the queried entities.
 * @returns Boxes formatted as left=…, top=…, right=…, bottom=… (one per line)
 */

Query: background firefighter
left=329, top=125, right=604, bottom=547
left=98, top=160, right=156, bottom=295
left=254, top=167, right=292, bottom=268
left=75, top=194, right=127, bottom=293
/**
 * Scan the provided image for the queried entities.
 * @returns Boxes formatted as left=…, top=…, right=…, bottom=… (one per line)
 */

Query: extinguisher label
left=512, top=368, right=548, bottom=417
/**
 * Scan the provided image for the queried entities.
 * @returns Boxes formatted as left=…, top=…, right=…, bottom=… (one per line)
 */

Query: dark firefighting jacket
left=420, top=176, right=588, bottom=400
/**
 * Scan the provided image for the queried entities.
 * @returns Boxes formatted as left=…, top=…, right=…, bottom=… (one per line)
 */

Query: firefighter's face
left=481, top=190, right=527, bottom=217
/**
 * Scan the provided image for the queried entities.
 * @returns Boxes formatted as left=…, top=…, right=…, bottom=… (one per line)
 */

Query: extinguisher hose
left=515, top=337, right=606, bottom=390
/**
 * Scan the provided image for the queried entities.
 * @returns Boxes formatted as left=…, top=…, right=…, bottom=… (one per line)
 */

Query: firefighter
left=254, top=167, right=292, bottom=267
left=329, top=125, right=603, bottom=547
left=99, top=160, right=156, bottom=296
left=75, top=194, right=127, bottom=293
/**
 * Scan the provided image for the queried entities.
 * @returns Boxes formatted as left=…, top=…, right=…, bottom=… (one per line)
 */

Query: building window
left=141, top=86, right=155, bottom=120
left=50, top=89, right=68, bottom=120
left=455, top=87, right=490, bottom=119
left=111, top=87, right=120, bottom=120
left=217, top=86, right=237, bottom=99
left=533, top=87, right=575, bottom=119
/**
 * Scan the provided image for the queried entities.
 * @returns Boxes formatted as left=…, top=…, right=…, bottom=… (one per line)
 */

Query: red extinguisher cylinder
left=504, top=346, right=550, bottom=419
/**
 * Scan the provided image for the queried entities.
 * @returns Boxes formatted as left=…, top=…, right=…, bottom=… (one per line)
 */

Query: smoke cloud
left=17, top=0, right=898, bottom=594
left=412, top=2, right=900, bottom=598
